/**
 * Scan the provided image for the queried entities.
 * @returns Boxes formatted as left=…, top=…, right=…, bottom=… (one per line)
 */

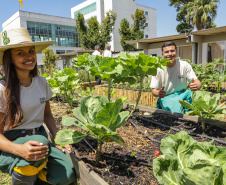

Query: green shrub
left=77, top=70, right=95, bottom=83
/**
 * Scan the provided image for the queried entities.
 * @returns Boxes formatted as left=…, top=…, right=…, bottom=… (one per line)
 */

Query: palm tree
left=186, top=0, right=219, bottom=30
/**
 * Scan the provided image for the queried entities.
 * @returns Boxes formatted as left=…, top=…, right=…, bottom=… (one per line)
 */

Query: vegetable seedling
left=179, top=91, right=226, bottom=130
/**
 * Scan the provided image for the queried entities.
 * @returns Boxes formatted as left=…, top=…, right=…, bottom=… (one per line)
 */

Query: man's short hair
left=95, top=45, right=100, bottom=50
left=161, top=41, right=177, bottom=52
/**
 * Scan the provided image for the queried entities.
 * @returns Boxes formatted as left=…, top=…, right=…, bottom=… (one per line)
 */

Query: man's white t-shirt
left=150, top=60, right=197, bottom=95
left=0, top=76, right=53, bottom=130
left=102, top=50, right=112, bottom=57
left=92, top=50, right=101, bottom=56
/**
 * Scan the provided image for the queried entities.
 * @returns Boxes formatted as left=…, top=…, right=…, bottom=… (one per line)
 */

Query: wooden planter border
left=81, top=81, right=97, bottom=90
left=66, top=151, right=108, bottom=185
left=134, top=104, right=226, bottom=128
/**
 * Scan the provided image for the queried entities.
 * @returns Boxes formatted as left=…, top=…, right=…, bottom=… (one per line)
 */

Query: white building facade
left=71, top=0, right=157, bottom=51
left=2, top=11, right=80, bottom=69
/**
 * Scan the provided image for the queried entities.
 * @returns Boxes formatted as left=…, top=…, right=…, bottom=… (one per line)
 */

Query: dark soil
left=50, top=98, right=226, bottom=185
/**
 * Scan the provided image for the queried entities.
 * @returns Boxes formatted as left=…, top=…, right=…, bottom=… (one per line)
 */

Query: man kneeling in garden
left=150, top=41, right=202, bottom=113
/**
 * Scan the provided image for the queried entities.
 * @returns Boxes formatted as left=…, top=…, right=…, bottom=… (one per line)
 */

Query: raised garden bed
left=81, top=81, right=97, bottom=90
left=50, top=98, right=226, bottom=185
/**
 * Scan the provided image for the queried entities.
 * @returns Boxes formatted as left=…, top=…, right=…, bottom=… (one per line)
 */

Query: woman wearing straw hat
left=0, top=28, right=76, bottom=185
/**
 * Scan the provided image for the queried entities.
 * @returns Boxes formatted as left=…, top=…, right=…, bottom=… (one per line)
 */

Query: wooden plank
left=65, top=151, right=108, bottom=185
left=136, top=105, right=226, bottom=128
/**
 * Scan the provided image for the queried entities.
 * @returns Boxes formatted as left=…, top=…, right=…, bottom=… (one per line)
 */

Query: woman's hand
left=55, top=144, right=73, bottom=153
left=19, top=140, right=49, bottom=161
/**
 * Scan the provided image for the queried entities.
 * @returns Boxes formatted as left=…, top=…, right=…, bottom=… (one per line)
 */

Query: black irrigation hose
left=136, top=116, right=226, bottom=145
left=137, top=116, right=181, bottom=132
left=152, top=112, right=189, bottom=122
left=129, top=120, right=161, bottom=144
left=82, top=138, right=153, bottom=167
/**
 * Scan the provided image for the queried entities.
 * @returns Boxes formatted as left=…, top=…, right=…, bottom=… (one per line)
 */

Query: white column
left=202, top=43, right=208, bottom=65
left=192, top=43, right=197, bottom=64
left=224, top=41, right=226, bottom=60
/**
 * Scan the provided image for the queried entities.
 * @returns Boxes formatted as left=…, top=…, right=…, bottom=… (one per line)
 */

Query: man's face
left=162, top=45, right=177, bottom=62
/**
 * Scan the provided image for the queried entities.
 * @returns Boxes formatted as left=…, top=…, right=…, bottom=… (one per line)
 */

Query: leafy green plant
left=55, top=96, right=129, bottom=165
left=186, top=58, right=226, bottom=92
left=130, top=152, right=136, bottom=157
left=117, top=52, right=169, bottom=119
left=74, top=54, right=129, bottom=101
left=153, top=131, right=226, bottom=185
left=179, top=91, right=226, bottom=130
left=42, top=48, right=58, bottom=77
left=77, top=70, right=95, bottom=83
left=44, top=68, right=80, bottom=110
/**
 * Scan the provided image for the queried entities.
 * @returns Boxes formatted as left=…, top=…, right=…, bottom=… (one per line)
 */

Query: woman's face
left=11, top=46, right=37, bottom=72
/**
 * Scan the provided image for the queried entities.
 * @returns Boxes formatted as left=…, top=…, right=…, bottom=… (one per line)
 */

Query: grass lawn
left=0, top=171, right=11, bottom=185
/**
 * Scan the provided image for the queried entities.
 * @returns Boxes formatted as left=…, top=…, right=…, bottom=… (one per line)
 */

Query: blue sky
left=0, top=0, right=225, bottom=37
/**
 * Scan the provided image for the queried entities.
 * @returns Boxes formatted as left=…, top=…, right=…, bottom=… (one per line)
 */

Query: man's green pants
left=156, top=90, right=192, bottom=114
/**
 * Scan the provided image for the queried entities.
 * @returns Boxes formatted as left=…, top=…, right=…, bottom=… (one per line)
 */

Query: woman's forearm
left=0, top=134, right=22, bottom=156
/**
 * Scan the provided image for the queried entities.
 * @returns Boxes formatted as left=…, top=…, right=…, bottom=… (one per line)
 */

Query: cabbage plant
left=55, top=95, right=129, bottom=164
left=179, top=91, right=226, bottom=130
left=153, top=131, right=226, bottom=185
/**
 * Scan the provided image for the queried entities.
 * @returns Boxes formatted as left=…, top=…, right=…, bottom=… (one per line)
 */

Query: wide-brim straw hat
left=0, top=27, right=55, bottom=64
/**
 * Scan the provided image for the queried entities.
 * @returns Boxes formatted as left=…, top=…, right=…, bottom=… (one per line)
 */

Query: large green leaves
left=117, top=52, right=169, bottom=79
left=55, top=129, right=87, bottom=146
left=153, top=131, right=226, bottom=185
left=55, top=95, right=129, bottom=146
left=179, top=91, right=226, bottom=120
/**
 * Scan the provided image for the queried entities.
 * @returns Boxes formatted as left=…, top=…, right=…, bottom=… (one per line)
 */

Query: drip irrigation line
left=136, top=116, right=226, bottom=145
left=101, top=153, right=153, bottom=167
left=82, top=138, right=152, bottom=167
left=152, top=112, right=189, bottom=122
left=137, top=116, right=181, bottom=132
left=129, top=120, right=161, bottom=144
left=152, top=113, right=226, bottom=132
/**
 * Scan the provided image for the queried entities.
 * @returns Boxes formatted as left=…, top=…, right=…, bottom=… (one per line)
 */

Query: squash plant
left=179, top=91, right=226, bottom=130
left=153, top=131, right=226, bottom=185
left=55, top=95, right=129, bottom=165
left=117, top=52, right=169, bottom=119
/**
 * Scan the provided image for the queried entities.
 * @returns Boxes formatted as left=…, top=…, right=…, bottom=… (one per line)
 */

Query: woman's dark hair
left=2, top=48, right=38, bottom=130
left=161, top=41, right=177, bottom=52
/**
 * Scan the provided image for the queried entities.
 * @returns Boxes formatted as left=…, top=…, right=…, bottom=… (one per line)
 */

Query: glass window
left=145, top=23, right=148, bottom=27
left=56, top=50, right=65, bottom=54
left=145, top=34, right=148, bottom=38
left=66, top=50, right=74, bottom=53
left=145, top=11, right=148, bottom=15
left=27, top=21, right=79, bottom=47
left=74, top=2, right=97, bottom=19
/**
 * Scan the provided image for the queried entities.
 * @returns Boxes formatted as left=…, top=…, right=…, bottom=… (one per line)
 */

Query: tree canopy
left=119, top=9, right=146, bottom=51
left=75, top=11, right=116, bottom=50
left=169, top=0, right=218, bottom=33
left=186, top=0, right=219, bottom=30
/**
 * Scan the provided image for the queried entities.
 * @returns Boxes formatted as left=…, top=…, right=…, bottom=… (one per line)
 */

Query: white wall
left=2, top=12, right=21, bottom=31
left=71, top=0, right=157, bottom=51
left=148, top=48, right=162, bottom=57
left=225, top=41, right=226, bottom=60
left=136, top=4, right=157, bottom=38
